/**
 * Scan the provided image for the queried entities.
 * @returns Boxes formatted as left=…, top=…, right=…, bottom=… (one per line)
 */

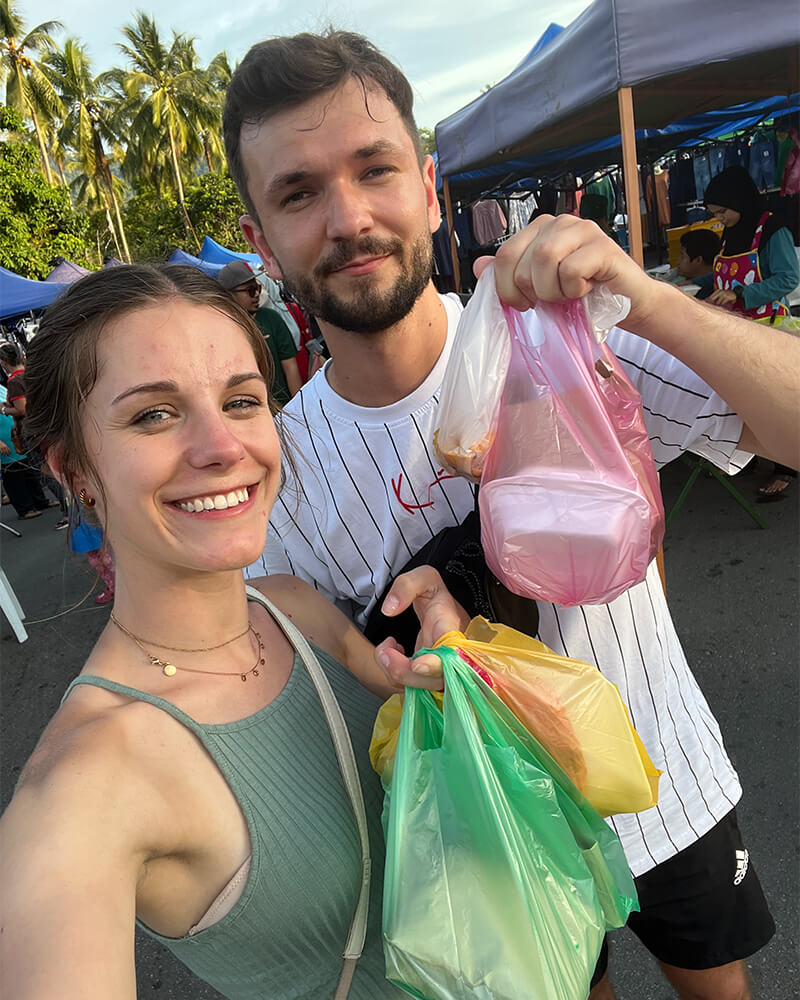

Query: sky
left=21, top=0, right=591, bottom=130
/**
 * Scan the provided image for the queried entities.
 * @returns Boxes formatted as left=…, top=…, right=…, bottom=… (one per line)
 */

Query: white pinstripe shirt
left=248, top=294, right=748, bottom=876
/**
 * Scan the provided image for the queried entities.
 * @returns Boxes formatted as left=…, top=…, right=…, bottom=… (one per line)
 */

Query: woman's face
left=79, top=300, right=280, bottom=578
left=706, top=204, right=741, bottom=229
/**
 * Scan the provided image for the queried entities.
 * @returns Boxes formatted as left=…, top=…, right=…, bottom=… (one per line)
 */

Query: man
left=0, top=342, right=68, bottom=527
left=223, top=30, right=776, bottom=998
left=217, top=260, right=302, bottom=405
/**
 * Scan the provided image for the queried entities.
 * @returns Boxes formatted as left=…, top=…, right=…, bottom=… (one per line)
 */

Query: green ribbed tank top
left=61, top=610, right=404, bottom=999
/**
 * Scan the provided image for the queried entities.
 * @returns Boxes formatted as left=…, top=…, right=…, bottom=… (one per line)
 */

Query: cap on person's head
left=218, top=260, right=257, bottom=290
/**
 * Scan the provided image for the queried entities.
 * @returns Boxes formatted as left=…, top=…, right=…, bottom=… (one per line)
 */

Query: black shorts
left=594, top=807, right=775, bottom=979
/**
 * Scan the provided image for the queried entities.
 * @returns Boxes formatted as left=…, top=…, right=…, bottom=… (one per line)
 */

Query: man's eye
left=284, top=190, right=311, bottom=206
left=365, top=166, right=393, bottom=179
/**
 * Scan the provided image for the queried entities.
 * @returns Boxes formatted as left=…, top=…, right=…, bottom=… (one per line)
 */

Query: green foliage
left=418, top=127, right=436, bottom=156
left=120, top=182, right=183, bottom=261
left=0, top=104, right=93, bottom=276
left=120, top=173, right=249, bottom=261
left=184, top=173, right=249, bottom=251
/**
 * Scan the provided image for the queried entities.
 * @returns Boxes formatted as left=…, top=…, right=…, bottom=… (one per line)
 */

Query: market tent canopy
left=167, top=249, right=224, bottom=278
left=435, top=0, right=799, bottom=178
left=198, top=236, right=262, bottom=267
left=45, top=259, right=90, bottom=283
left=435, top=95, right=799, bottom=200
left=0, top=266, right=71, bottom=322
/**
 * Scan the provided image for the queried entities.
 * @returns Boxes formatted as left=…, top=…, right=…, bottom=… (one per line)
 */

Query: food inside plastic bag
left=381, top=646, right=638, bottom=1000
left=479, top=294, right=664, bottom=607
left=370, top=618, right=660, bottom=817
left=433, top=264, right=511, bottom=482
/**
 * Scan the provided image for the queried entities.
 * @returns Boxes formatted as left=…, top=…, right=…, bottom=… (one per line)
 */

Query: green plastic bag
left=382, top=647, right=638, bottom=1000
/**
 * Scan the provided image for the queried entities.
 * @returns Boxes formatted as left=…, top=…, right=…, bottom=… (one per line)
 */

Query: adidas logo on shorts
left=734, top=848, right=750, bottom=886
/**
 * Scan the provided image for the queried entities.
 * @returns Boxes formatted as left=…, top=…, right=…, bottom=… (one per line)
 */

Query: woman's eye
left=132, top=408, right=171, bottom=426
left=225, top=396, right=262, bottom=412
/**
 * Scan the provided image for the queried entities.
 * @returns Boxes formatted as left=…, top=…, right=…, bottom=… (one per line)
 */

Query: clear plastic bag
left=433, top=263, right=511, bottom=482
left=479, top=295, right=664, bottom=607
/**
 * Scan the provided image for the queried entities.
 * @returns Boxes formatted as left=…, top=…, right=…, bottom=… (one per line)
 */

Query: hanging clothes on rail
left=471, top=199, right=508, bottom=244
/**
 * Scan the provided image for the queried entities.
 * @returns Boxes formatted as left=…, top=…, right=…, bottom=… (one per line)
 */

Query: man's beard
left=280, top=232, right=434, bottom=335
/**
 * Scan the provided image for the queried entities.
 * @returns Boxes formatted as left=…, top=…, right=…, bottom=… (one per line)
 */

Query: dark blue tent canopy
left=0, top=266, right=71, bottom=323
left=435, top=0, right=799, bottom=198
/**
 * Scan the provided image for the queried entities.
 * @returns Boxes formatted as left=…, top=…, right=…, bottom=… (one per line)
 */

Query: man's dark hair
left=680, top=229, right=721, bottom=266
left=223, top=29, right=422, bottom=221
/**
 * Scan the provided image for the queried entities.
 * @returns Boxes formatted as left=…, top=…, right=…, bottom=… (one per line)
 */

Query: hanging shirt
left=471, top=200, right=508, bottom=244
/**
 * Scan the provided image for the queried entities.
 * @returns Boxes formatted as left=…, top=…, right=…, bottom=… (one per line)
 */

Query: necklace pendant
left=163, top=663, right=177, bottom=677
left=253, top=667, right=260, bottom=677
left=241, top=674, right=247, bottom=682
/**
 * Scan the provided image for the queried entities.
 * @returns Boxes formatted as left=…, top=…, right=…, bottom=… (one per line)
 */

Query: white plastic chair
left=0, top=564, right=28, bottom=642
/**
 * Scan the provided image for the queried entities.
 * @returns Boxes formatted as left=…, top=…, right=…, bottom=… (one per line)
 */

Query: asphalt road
left=1, top=456, right=798, bottom=999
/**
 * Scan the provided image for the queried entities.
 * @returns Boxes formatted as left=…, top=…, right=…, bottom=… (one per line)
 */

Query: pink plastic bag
left=479, top=298, right=664, bottom=607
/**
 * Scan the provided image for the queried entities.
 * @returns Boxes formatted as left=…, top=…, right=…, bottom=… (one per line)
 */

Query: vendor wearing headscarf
left=698, top=166, right=798, bottom=322
left=698, top=166, right=799, bottom=501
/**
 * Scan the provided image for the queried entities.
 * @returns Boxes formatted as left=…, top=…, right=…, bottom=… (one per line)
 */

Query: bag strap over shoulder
left=245, top=586, right=370, bottom=999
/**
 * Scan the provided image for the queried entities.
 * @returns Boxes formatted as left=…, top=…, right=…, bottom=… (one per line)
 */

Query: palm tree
left=201, top=50, right=234, bottom=174
left=115, top=13, right=218, bottom=246
left=45, top=37, right=131, bottom=262
left=1, top=0, right=63, bottom=184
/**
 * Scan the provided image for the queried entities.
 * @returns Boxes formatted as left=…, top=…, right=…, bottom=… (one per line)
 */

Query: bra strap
left=246, top=586, right=370, bottom=999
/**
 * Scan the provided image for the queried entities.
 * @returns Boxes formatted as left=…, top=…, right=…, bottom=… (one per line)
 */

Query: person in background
left=579, top=193, right=619, bottom=242
left=697, top=166, right=799, bottom=501
left=217, top=260, right=302, bottom=406
left=677, top=229, right=721, bottom=285
left=0, top=384, right=51, bottom=519
left=0, top=342, right=69, bottom=527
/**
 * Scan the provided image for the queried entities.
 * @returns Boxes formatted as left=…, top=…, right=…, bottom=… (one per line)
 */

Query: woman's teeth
left=177, top=487, right=250, bottom=512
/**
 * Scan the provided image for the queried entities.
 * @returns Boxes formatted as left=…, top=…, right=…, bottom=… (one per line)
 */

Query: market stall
left=435, top=0, right=799, bottom=275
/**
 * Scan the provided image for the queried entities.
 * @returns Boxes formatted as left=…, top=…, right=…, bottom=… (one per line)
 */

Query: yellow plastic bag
left=370, top=618, right=660, bottom=817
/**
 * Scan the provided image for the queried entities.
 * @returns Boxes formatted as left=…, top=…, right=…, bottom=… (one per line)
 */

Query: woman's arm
left=254, top=567, right=469, bottom=697
left=0, top=733, right=144, bottom=999
left=741, top=227, right=800, bottom=311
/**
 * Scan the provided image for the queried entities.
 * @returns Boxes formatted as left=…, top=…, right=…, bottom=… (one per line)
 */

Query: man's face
left=238, top=77, right=440, bottom=335
left=678, top=246, right=709, bottom=279
left=230, top=279, right=261, bottom=315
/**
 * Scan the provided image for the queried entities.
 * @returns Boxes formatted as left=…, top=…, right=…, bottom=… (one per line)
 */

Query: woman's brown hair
left=24, top=264, right=277, bottom=522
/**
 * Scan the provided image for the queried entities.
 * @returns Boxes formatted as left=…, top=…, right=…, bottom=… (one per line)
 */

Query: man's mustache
left=316, top=237, right=403, bottom=277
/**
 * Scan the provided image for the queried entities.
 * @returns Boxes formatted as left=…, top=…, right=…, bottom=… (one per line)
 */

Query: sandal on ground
left=95, top=590, right=114, bottom=605
left=54, top=518, right=70, bottom=530
left=756, top=475, right=793, bottom=503
left=19, top=509, right=43, bottom=520
left=46, top=499, right=61, bottom=508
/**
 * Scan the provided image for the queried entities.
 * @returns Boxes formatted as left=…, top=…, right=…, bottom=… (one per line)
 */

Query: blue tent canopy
left=45, top=259, right=90, bottom=283
left=198, top=236, right=262, bottom=267
left=167, top=249, right=224, bottom=277
left=0, top=266, right=71, bottom=323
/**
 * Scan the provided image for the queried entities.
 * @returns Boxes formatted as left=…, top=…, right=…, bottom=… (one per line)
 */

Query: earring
left=78, top=489, right=96, bottom=508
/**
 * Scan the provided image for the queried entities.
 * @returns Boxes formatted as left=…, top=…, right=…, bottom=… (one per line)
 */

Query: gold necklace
left=109, top=612, right=250, bottom=652
left=110, top=614, right=265, bottom=682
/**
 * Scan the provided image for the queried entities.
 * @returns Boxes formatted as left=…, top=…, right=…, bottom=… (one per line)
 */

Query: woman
left=0, top=265, right=464, bottom=999
left=699, top=165, right=799, bottom=500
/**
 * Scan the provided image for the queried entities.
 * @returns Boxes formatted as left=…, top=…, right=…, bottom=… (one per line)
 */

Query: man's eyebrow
left=111, top=373, right=265, bottom=405
left=266, top=140, right=404, bottom=195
